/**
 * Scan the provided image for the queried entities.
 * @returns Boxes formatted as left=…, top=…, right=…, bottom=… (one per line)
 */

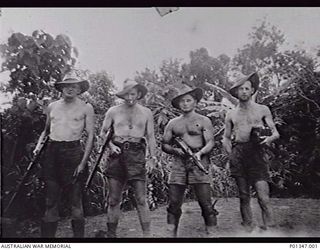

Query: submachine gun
left=173, top=137, right=209, bottom=175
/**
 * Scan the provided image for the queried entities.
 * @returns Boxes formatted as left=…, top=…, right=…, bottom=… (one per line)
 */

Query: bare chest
left=50, top=105, right=85, bottom=124
left=232, top=109, right=264, bottom=128
left=172, top=118, right=203, bottom=137
left=114, top=109, right=147, bottom=130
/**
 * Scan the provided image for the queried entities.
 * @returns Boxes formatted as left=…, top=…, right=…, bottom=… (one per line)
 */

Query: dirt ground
left=53, top=198, right=320, bottom=238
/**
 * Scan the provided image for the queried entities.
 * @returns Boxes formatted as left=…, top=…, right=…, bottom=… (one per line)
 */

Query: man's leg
left=131, top=180, right=151, bottom=237
left=254, top=180, right=274, bottom=229
left=167, top=184, right=186, bottom=237
left=70, top=181, right=85, bottom=238
left=41, top=180, right=60, bottom=238
left=106, top=177, right=125, bottom=238
left=193, top=183, right=216, bottom=236
left=235, top=177, right=253, bottom=232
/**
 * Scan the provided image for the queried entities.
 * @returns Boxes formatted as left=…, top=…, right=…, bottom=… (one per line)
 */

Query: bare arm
left=80, top=103, right=95, bottom=166
left=99, top=107, right=120, bottom=154
left=222, top=111, right=233, bottom=154
left=262, top=106, right=280, bottom=145
left=197, top=117, right=214, bottom=156
left=145, top=109, right=156, bottom=158
left=100, top=108, right=113, bottom=138
left=34, top=104, right=52, bottom=153
left=162, top=120, right=183, bottom=156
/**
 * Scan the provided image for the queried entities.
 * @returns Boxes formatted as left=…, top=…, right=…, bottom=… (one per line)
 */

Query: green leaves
left=1, top=30, right=77, bottom=95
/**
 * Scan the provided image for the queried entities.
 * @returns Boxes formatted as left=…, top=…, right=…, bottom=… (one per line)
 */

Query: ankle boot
left=107, top=223, right=118, bottom=238
left=71, top=219, right=85, bottom=238
left=41, top=221, right=58, bottom=238
left=167, top=212, right=180, bottom=237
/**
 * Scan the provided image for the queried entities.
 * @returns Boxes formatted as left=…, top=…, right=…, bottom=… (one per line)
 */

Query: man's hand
left=194, top=151, right=202, bottom=162
left=73, top=162, right=86, bottom=178
left=222, top=138, right=232, bottom=155
left=260, top=136, right=274, bottom=147
left=146, top=156, right=158, bottom=174
left=33, top=148, right=40, bottom=156
left=109, top=141, right=121, bottom=155
left=174, top=148, right=185, bottom=157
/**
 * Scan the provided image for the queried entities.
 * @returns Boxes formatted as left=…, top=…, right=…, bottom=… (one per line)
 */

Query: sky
left=1, top=7, right=320, bottom=89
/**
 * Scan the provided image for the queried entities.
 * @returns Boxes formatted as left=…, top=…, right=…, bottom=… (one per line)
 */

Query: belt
left=112, top=136, right=144, bottom=143
left=112, top=140, right=145, bottom=151
left=48, top=139, right=80, bottom=147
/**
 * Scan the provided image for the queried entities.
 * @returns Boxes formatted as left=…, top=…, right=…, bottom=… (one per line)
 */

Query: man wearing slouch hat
left=162, top=84, right=217, bottom=237
left=99, top=79, right=157, bottom=238
left=222, top=72, right=280, bottom=232
left=34, top=73, right=95, bottom=238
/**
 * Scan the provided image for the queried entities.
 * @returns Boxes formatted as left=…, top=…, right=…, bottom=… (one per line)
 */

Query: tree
left=233, top=19, right=285, bottom=99
left=0, top=30, right=78, bottom=97
left=83, top=70, right=116, bottom=115
left=182, top=48, right=230, bottom=91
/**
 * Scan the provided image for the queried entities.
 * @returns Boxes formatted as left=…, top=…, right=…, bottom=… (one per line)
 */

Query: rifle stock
left=4, top=136, right=49, bottom=215
left=173, top=137, right=209, bottom=175
left=85, top=129, right=113, bottom=190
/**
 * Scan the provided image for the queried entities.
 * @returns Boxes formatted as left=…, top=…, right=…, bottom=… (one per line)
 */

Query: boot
left=71, top=219, right=85, bottom=238
left=141, top=222, right=151, bottom=237
left=205, top=225, right=215, bottom=237
left=40, top=221, right=58, bottom=238
left=167, top=212, right=180, bottom=238
left=203, top=213, right=217, bottom=227
left=107, top=223, right=118, bottom=238
left=203, top=211, right=218, bottom=237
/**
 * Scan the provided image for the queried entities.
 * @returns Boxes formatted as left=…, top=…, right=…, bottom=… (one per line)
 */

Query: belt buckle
left=123, top=142, right=130, bottom=150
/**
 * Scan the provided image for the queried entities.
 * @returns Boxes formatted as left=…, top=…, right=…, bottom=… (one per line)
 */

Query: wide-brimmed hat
left=116, top=79, right=148, bottom=100
left=229, top=72, right=259, bottom=98
left=171, top=84, right=203, bottom=109
left=54, top=77, right=90, bottom=94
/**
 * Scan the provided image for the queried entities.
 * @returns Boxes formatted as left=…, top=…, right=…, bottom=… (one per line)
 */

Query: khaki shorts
left=229, top=142, right=271, bottom=184
left=104, top=140, right=147, bottom=183
left=168, top=155, right=211, bottom=185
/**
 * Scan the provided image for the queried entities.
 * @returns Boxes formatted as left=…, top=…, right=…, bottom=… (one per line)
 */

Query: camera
left=250, top=126, right=272, bottom=143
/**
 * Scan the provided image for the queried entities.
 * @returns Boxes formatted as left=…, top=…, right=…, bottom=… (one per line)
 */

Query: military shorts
left=168, top=153, right=211, bottom=185
left=104, top=140, right=147, bottom=183
left=229, top=142, right=271, bottom=184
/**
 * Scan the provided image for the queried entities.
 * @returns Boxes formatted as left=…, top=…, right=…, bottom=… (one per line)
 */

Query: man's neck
left=238, top=99, right=253, bottom=110
left=62, top=96, right=78, bottom=104
left=123, top=102, right=138, bottom=109
left=181, top=109, right=196, bottom=118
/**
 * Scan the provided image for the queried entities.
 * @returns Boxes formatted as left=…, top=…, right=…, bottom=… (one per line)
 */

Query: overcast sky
left=1, top=7, right=320, bottom=88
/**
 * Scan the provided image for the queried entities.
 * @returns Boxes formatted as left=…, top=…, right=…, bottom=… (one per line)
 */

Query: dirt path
left=55, top=198, right=320, bottom=238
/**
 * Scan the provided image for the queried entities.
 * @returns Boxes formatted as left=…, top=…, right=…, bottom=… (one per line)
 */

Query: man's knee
left=71, top=206, right=84, bottom=220
left=135, top=195, right=146, bottom=207
left=257, top=193, right=270, bottom=207
left=108, top=195, right=121, bottom=207
left=239, top=193, right=251, bottom=205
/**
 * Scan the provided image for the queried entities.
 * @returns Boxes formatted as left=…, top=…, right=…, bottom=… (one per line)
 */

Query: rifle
left=85, top=128, right=113, bottom=190
left=173, top=137, right=209, bottom=175
left=4, top=136, right=49, bottom=215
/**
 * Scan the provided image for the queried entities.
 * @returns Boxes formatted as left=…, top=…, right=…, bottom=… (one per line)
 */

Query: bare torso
left=111, top=103, right=149, bottom=138
left=171, top=113, right=207, bottom=149
left=49, top=98, right=88, bottom=141
left=230, top=102, right=267, bottom=142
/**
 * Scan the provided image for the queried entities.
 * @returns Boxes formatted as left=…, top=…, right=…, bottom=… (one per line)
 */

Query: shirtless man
left=34, top=76, right=94, bottom=238
left=99, top=79, right=157, bottom=238
left=162, top=84, right=216, bottom=237
left=222, top=72, right=280, bottom=232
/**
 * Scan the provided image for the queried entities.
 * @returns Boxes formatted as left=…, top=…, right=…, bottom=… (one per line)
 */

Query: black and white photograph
left=1, top=7, right=320, bottom=241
